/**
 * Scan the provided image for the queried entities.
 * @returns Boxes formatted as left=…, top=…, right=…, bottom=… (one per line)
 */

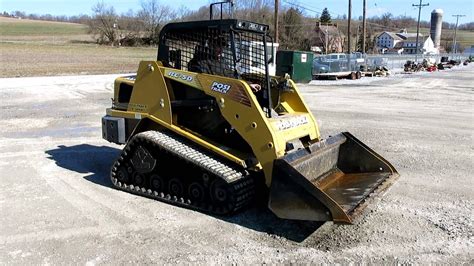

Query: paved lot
left=1, top=66, right=473, bottom=264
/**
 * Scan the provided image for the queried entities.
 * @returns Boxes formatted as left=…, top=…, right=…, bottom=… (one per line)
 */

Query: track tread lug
left=110, top=130, right=256, bottom=215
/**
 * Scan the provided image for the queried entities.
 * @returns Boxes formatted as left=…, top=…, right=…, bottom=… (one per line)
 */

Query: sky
left=0, top=0, right=472, bottom=24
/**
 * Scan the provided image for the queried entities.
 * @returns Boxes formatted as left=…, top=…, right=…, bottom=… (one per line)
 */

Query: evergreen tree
left=320, top=8, right=331, bottom=23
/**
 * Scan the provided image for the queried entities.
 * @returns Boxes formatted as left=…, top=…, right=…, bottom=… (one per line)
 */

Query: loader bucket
left=268, top=132, right=399, bottom=224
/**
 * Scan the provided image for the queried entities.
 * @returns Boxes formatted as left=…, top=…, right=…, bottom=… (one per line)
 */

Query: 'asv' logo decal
left=211, top=81, right=231, bottom=94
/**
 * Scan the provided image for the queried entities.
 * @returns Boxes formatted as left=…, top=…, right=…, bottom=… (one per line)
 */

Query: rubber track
left=110, top=130, right=255, bottom=215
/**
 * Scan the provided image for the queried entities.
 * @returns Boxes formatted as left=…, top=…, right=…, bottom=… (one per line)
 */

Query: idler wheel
left=133, top=172, right=146, bottom=187
left=117, top=166, right=130, bottom=183
left=150, top=174, right=164, bottom=192
left=188, top=182, right=205, bottom=201
left=210, top=179, right=229, bottom=203
left=168, top=178, right=184, bottom=197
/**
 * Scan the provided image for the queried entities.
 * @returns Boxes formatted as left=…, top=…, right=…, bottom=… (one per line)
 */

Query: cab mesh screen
left=161, top=27, right=268, bottom=85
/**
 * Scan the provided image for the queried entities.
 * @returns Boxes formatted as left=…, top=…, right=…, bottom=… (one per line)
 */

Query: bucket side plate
left=268, top=132, right=399, bottom=224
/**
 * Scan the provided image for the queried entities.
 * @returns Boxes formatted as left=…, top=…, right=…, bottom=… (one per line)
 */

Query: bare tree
left=88, top=2, right=119, bottom=45
left=116, top=10, right=146, bottom=46
left=138, top=0, right=175, bottom=44
left=13, top=11, right=26, bottom=18
left=280, top=7, right=304, bottom=49
left=234, top=0, right=273, bottom=23
left=459, top=22, right=474, bottom=30
left=380, top=12, right=393, bottom=27
left=175, top=5, right=191, bottom=22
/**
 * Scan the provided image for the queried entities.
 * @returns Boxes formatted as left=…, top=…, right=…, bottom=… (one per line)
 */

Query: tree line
left=2, top=0, right=473, bottom=51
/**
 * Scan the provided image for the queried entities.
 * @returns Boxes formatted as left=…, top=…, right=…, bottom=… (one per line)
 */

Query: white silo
left=430, top=9, right=443, bottom=48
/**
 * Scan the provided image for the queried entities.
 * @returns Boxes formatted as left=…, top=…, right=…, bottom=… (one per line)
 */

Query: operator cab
left=157, top=18, right=275, bottom=117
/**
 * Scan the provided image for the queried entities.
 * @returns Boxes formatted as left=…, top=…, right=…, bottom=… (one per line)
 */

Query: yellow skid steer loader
left=102, top=15, right=398, bottom=224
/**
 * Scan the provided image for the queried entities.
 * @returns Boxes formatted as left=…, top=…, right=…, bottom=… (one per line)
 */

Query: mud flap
left=268, top=132, right=399, bottom=224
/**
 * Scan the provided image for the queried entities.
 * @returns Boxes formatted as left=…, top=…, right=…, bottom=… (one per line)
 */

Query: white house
left=376, top=32, right=403, bottom=53
left=377, top=31, right=439, bottom=55
left=401, top=35, right=437, bottom=54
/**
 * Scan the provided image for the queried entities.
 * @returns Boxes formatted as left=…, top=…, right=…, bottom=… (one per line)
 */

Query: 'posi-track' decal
left=211, top=81, right=231, bottom=94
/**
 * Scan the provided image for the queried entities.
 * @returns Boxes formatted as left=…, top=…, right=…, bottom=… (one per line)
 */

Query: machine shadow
left=218, top=206, right=324, bottom=242
left=45, top=144, right=323, bottom=242
left=45, top=144, right=121, bottom=188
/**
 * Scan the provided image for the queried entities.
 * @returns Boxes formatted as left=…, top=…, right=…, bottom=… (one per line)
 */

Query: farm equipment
left=404, top=60, right=423, bottom=72
left=422, top=58, right=437, bottom=72
left=359, top=59, right=390, bottom=77
left=101, top=6, right=398, bottom=224
left=367, top=66, right=390, bottom=77
left=437, top=62, right=451, bottom=70
left=438, top=57, right=456, bottom=70
left=450, top=59, right=461, bottom=66
left=425, top=65, right=437, bottom=72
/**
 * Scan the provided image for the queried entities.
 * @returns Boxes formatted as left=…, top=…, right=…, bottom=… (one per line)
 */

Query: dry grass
left=0, top=42, right=157, bottom=77
left=0, top=17, right=87, bottom=36
left=0, top=17, right=156, bottom=77
left=407, top=27, right=474, bottom=47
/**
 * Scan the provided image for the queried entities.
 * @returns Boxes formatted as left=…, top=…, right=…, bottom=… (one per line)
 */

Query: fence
left=312, top=52, right=471, bottom=74
left=365, top=53, right=470, bottom=72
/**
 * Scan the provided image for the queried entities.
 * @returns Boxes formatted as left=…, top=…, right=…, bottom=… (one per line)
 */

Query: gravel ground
left=0, top=66, right=473, bottom=264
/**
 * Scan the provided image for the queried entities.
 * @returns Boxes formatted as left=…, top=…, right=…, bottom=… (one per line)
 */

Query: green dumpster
left=276, top=50, right=314, bottom=83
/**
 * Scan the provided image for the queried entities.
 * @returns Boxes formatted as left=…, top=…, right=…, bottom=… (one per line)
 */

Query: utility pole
left=274, top=0, right=279, bottom=44
left=412, top=0, right=429, bottom=62
left=362, top=0, right=367, bottom=53
left=347, top=0, right=352, bottom=70
left=452, top=14, right=465, bottom=53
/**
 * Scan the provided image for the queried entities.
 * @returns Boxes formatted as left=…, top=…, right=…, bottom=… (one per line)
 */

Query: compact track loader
left=102, top=14, right=398, bottom=224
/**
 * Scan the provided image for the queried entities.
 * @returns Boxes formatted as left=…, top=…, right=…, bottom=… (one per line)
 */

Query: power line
left=365, top=21, right=400, bottom=31
left=280, top=20, right=400, bottom=33
left=285, top=1, right=342, bottom=17
left=281, top=0, right=401, bottom=32
left=281, top=1, right=322, bottom=15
